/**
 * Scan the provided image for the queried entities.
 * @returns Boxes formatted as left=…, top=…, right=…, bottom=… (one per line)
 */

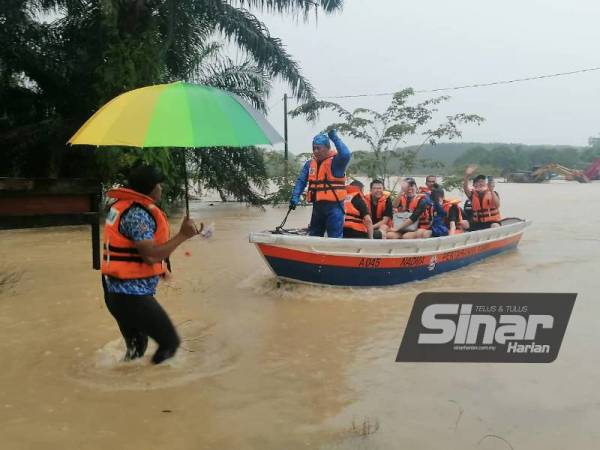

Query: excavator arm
left=530, top=163, right=590, bottom=183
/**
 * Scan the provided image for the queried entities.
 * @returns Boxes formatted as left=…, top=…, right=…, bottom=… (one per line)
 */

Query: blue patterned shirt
left=104, top=205, right=160, bottom=296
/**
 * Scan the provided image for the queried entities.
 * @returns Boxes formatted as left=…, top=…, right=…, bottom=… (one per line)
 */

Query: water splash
left=68, top=322, right=239, bottom=392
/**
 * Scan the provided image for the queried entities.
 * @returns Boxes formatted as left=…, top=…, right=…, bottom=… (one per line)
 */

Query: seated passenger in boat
left=431, top=183, right=470, bottom=235
left=390, top=176, right=417, bottom=213
left=365, top=179, right=393, bottom=239
left=343, top=181, right=374, bottom=239
left=419, top=175, right=437, bottom=195
left=429, top=185, right=449, bottom=237
left=387, top=179, right=432, bottom=239
left=463, top=165, right=501, bottom=230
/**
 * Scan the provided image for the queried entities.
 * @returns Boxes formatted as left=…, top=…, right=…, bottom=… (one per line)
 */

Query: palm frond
left=233, top=0, right=343, bottom=15
left=196, top=57, right=271, bottom=111
left=204, top=2, right=315, bottom=101
left=289, top=100, right=350, bottom=121
left=160, top=1, right=213, bottom=80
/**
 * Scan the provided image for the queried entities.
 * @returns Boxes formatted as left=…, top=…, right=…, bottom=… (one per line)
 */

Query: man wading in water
left=101, top=164, right=201, bottom=364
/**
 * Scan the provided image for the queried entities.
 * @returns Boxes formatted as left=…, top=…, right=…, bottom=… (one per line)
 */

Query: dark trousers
left=343, top=228, right=368, bottom=239
left=309, top=202, right=345, bottom=238
left=468, top=220, right=498, bottom=231
left=102, top=279, right=180, bottom=364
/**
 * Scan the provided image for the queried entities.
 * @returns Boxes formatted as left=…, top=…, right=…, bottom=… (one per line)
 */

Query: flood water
left=1, top=181, right=599, bottom=449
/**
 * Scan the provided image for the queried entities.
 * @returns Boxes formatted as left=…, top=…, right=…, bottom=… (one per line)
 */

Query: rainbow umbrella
left=69, top=81, right=283, bottom=213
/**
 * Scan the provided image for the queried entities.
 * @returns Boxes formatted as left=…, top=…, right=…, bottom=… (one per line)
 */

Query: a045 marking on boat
left=358, top=257, right=381, bottom=268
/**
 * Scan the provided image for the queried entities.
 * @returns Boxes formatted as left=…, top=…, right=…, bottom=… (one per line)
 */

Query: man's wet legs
left=104, top=291, right=180, bottom=364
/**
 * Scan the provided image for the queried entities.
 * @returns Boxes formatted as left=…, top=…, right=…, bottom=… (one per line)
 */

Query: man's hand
left=327, top=128, right=338, bottom=140
left=179, top=217, right=200, bottom=239
left=465, top=164, right=477, bottom=177
left=135, top=218, right=200, bottom=264
left=289, top=199, right=298, bottom=210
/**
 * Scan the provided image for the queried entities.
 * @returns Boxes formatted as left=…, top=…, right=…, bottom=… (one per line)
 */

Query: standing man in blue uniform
left=289, top=129, right=351, bottom=238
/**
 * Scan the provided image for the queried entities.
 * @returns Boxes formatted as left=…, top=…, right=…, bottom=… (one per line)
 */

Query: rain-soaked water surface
left=1, top=182, right=599, bottom=449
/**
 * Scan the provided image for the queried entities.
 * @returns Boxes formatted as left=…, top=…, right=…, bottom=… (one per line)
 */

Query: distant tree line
left=452, top=144, right=600, bottom=176
left=322, top=142, right=600, bottom=180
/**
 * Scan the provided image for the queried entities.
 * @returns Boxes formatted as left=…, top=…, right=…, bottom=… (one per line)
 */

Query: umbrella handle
left=183, top=148, right=190, bottom=217
left=184, top=186, right=190, bottom=217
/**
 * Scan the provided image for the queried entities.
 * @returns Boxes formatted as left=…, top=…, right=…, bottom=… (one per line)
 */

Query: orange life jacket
left=471, top=190, right=501, bottom=223
left=399, top=193, right=432, bottom=229
left=442, top=199, right=463, bottom=223
left=306, top=150, right=346, bottom=203
left=101, top=188, right=170, bottom=280
left=343, top=186, right=367, bottom=233
left=365, top=192, right=392, bottom=227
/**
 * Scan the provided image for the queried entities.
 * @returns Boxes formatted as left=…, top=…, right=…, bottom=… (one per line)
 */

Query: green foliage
left=290, top=89, right=484, bottom=182
left=349, top=151, right=380, bottom=179
left=347, top=142, right=599, bottom=180
left=263, top=150, right=301, bottom=178
left=268, top=176, right=296, bottom=206
left=580, top=146, right=600, bottom=163
left=0, top=0, right=343, bottom=204
left=189, top=147, right=270, bottom=204
left=92, top=147, right=185, bottom=203
left=439, top=175, right=464, bottom=191
left=263, top=150, right=306, bottom=205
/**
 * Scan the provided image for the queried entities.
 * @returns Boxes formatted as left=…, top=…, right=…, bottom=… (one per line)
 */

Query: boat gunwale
left=249, top=220, right=531, bottom=259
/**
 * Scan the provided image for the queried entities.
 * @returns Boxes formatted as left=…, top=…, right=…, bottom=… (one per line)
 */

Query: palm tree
left=0, top=1, right=344, bottom=199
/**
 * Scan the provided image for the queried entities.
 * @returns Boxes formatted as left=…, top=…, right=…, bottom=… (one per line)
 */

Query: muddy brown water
left=0, top=182, right=599, bottom=449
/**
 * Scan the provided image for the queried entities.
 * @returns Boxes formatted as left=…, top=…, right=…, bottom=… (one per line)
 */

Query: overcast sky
left=253, top=0, right=600, bottom=152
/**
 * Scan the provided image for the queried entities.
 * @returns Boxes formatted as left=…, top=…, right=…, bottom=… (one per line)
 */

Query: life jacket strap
left=103, top=254, right=145, bottom=263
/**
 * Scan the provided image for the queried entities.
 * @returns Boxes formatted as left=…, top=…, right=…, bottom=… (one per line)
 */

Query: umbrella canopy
left=68, top=82, right=283, bottom=147
left=68, top=82, right=284, bottom=215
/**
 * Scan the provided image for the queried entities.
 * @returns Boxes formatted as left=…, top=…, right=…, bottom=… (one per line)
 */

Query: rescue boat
left=249, top=219, right=530, bottom=287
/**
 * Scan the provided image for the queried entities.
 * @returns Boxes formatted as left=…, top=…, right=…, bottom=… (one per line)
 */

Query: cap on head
left=312, top=133, right=330, bottom=148
left=128, top=163, right=165, bottom=195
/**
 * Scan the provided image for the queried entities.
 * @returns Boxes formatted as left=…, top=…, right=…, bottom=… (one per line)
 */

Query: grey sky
left=255, top=0, right=600, bottom=153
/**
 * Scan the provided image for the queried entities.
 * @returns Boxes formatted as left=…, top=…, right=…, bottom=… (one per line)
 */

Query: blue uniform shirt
left=104, top=205, right=160, bottom=296
left=431, top=201, right=449, bottom=237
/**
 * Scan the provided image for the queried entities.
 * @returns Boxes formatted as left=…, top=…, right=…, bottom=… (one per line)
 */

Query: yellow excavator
left=507, top=163, right=592, bottom=183
left=530, top=163, right=590, bottom=183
